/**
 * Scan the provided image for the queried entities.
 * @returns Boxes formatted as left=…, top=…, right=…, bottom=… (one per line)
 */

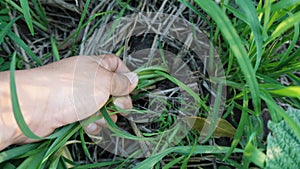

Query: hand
left=0, top=55, right=138, bottom=150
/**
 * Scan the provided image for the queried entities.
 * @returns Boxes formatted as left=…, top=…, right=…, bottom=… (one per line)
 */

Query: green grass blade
left=193, top=0, right=261, bottom=114
left=101, top=107, right=152, bottom=141
left=70, top=161, right=122, bottom=169
left=49, top=156, right=61, bottom=169
left=0, top=8, right=9, bottom=14
left=8, top=32, right=41, bottom=65
left=162, top=155, right=185, bottom=169
left=236, top=0, right=263, bottom=72
left=244, top=137, right=266, bottom=168
left=178, top=0, right=213, bottom=29
left=0, top=16, right=20, bottom=44
left=41, top=123, right=80, bottom=164
left=70, top=0, right=90, bottom=55
left=268, top=10, right=300, bottom=44
left=269, top=86, right=300, bottom=97
left=154, top=70, right=208, bottom=111
left=50, top=36, right=60, bottom=61
left=271, top=0, right=300, bottom=11
left=1, top=162, right=16, bottom=169
left=222, top=4, right=248, bottom=24
left=133, top=146, right=243, bottom=169
left=31, top=0, right=48, bottom=27
left=262, top=0, right=271, bottom=40
left=276, top=12, right=300, bottom=69
left=57, top=157, right=68, bottom=169
left=9, top=52, right=42, bottom=140
left=20, top=0, right=34, bottom=35
left=201, top=83, right=224, bottom=143
left=79, top=128, right=92, bottom=161
left=5, top=0, right=22, bottom=14
left=0, top=143, right=39, bottom=163
left=16, top=148, right=46, bottom=169
left=224, top=89, right=249, bottom=160
left=261, top=91, right=300, bottom=140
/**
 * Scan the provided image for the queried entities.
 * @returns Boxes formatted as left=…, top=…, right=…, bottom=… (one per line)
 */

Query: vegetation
left=0, top=0, right=299, bottom=168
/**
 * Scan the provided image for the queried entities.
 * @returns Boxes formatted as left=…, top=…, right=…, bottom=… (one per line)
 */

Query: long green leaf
left=224, top=89, right=249, bottom=160
left=244, top=140, right=266, bottom=168
left=41, top=123, right=80, bottom=164
left=154, top=70, right=208, bottom=111
left=201, top=83, right=224, bottom=143
left=79, top=128, right=92, bottom=161
left=20, top=0, right=34, bottom=35
left=10, top=52, right=42, bottom=140
left=70, top=161, right=122, bottom=169
left=269, top=86, right=300, bottom=97
left=223, top=4, right=248, bottom=24
left=236, top=0, right=263, bottom=72
left=9, top=52, right=67, bottom=142
left=70, top=0, right=91, bottom=55
left=17, top=148, right=46, bottom=169
left=50, top=36, right=60, bottom=61
left=262, top=0, right=271, bottom=39
left=271, top=0, right=300, bottom=11
left=101, top=107, right=152, bottom=141
left=133, top=146, right=243, bottom=169
left=268, top=10, right=300, bottom=43
left=8, top=32, right=41, bottom=65
left=276, top=12, right=300, bottom=69
left=192, top=0, right=261, bottom=114
left=0, top=143, right=39, bottom=163
left=0, top=16, right=20, bottom=44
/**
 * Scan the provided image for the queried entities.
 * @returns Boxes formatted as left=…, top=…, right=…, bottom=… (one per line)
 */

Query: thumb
left=110, top=72, right=138, bottom=96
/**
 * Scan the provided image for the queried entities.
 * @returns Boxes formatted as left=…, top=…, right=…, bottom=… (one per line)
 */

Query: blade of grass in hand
left=10, top=52, right=42, bottom=140
left=154, top=70, right=208, bottom=111
left=79, top=128, right=92, bottom=161
left=101, top=107, right=152, bottom=141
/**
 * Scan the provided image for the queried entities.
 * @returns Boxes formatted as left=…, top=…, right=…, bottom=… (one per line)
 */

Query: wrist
left=0, top=112, right=19, bottom=151
left=0, top=71, right=22, bottom=151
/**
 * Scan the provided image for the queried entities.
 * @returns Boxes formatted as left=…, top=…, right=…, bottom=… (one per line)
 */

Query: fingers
left=92, top=54, right=139, bottom=96
left=110, top=72, right=138, bottom=96
left=95, top=54, right=130, bottom=73
left=84, top=114, right=117, bottom=135
left=113, top=95, right=133, bottom=109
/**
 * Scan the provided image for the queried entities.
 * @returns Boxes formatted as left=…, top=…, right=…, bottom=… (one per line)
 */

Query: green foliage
left=265, top=107, right=300, bottom=169
left=20, top=0, right=34, bottom=35
left=133, top=145, right=243, bottom=169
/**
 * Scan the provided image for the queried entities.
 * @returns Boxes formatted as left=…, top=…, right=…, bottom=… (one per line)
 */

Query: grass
left=0, top=0, right=300, bottom=168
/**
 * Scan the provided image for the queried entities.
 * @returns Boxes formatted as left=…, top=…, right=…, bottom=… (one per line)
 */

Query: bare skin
left=0, top=55, right=138, bottom=151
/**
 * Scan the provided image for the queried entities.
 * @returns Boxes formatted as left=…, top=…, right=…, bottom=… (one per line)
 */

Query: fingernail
left=114, top=99, right=125, bottom=109
left=123, top=72, right=138, bottom=85
left=86, top=123, right=97, bottom=132
left=97, top=118, right=106, bottom=126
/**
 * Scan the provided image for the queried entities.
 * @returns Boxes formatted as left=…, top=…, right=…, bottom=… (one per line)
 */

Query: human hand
left=0, top=55, right=138, bottom=150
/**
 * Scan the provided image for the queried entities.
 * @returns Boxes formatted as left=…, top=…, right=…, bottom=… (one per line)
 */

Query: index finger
left=92, top=54, right=131, bottom=73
